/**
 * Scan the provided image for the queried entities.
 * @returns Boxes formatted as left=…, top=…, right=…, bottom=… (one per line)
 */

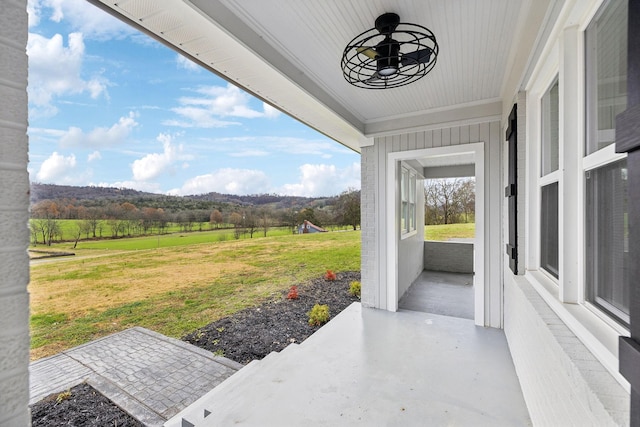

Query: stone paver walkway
left=30, top=327, right=242, bottom=426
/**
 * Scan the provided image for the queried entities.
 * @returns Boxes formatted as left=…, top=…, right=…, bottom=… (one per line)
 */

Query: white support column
left=559, top=25, right=581, bottom=303
left=0, top=1, right=31, bottom=425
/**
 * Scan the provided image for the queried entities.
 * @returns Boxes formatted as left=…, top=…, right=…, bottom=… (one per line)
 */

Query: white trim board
left=386, top=143, right=486, bottom=327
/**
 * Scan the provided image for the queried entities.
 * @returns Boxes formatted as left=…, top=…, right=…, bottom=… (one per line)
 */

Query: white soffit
left=88, top=0, right=547, bottom=148
left=419, top=152, right=476, bottom=168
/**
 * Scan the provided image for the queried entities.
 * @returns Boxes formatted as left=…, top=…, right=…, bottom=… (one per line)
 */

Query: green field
left=29, top=231, right=361, bottom=360
left=425, top=223, right=475, bottom=241
left=29, top=222, right=472, bottom=360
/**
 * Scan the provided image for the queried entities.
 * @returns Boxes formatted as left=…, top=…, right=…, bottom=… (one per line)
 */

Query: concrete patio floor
left=169, top=302, right=531, bottom=426
left=399, top=270, right=475, bottom=319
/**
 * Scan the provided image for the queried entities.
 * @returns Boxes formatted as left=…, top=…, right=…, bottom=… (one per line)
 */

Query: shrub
left=308, top=304, right=330, bottom=326
left=324, top=270, right=337, bottom=281
left=287, top=285, right=299, bottom=300
left=349, top=281, right=361, bottom=298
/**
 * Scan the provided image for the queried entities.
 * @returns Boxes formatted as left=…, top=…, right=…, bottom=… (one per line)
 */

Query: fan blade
left=365, top=72, right=382, bottom=83
left=357, top=46, right=379, bottom=60
left=401, top=48, right=432, bottom=66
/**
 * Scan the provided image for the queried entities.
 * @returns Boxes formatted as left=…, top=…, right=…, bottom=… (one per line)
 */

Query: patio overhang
left=86, top=0, right=554, bottom=150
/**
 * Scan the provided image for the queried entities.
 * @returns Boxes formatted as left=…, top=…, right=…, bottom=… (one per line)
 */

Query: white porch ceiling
left=88, top=0, right=552, bottom=152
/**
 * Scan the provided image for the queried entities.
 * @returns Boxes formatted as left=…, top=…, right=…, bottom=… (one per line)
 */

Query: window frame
left=582, top=0, right=630, bottom=328
left=539, top=75, right=561, bottom=282
left=401, top=164, right=417, bottom=237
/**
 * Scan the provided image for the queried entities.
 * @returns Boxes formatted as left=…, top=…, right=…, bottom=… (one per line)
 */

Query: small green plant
left=213, top=349, right=225, bottom=357
left=56, top=390, right=72, bottom=404
left=325, top=270, right=337, bottom=281
left=287, top=285, right=299, bottom=299
left=349, top=281, right=361, bottom=298
left=308, top=304, right=330, bottom=326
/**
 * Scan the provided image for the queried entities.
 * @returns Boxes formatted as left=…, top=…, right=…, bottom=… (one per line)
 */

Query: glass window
left=585, top=159, right=629, bottom=326
left=585, top=0, right=628, bottom=155
left=541, top=78, right=559, bottom=176
left=540, top=182, right=559, bottom=279
left=401, top=166, right=416, bottom=235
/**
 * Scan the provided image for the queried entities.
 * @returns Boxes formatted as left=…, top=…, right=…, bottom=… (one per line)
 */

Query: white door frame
left=386, top=142, right=485, bottom=326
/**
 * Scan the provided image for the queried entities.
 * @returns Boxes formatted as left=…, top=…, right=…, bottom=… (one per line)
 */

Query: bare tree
left=210, top=209, right=223, bottom=229
left=334, top=188, right=360, bottom=230
left=258, top=208, right=272, bottom=237
left=424, top=178, right=475, bottom=225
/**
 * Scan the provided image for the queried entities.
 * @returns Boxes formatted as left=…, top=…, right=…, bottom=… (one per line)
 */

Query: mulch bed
left=30, top=271, right=361, bottom=426
left=183, top=270, right=361, bottom=364
left=30, top=383, right=143, bottom=427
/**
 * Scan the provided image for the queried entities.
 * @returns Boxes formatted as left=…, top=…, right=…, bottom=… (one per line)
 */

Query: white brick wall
left=0, top=1, right=31, bottom=425
left=360, top=145, right=377, bottom=308
left=504, top=273, right=629, bottom=426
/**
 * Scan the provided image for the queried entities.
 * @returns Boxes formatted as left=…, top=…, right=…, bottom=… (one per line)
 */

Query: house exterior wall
left=0, top=1, right=31, bottom=425
left=361, top=122, right=503, bottom=327
left=504, top=273, right=628, bottom=426
left=502, top=0, right=631, bottom=422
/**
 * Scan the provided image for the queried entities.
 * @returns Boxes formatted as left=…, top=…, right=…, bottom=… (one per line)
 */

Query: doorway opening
left=399, top=174, right=476, bottom=319
left=386, top=143, right=485, bottom=326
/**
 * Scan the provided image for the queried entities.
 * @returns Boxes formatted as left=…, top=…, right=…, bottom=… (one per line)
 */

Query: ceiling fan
left=341, top=13, right=439, bottom=89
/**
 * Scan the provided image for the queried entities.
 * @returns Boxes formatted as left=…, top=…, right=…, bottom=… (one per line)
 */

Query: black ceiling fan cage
left=341, top=13, right=439, bottom=89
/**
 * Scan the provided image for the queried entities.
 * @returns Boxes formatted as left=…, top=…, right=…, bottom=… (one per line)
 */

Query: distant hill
left=30, top=183, right=331, bottom=212
left=31, top=183, right=158, bottom=202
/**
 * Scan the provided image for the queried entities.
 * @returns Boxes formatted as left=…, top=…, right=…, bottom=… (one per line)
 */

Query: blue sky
left=26, top=0, right=360, bottom=197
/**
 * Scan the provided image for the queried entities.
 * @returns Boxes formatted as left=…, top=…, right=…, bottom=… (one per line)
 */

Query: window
left=584, top=0, right=629, bottom=327
left=541, top=79, right=559, bottom=175
left=585, top=0, right=628, bottom=155
left=540, top=78, right=560, bottom=279
left=540, top=183, right=559, bottom=278
left=401, top=166, right=416, bottom=235
left=585, top=160, right=629, bottom=326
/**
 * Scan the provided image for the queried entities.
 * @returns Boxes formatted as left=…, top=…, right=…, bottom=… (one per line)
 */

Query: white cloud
left=27, top=32, right=109, bottom=117
left=262, top=103, right=281, bottom=118
left=194, top=136, right=353, bottom=159
left=60, top=112, right=138, bottom=147
left=34, top=0, right=133, bottom=40
left=280, top=163, right=361, bottom=197
left=176, top=54, right=200, bottom=72
left=27, top=0, right=43, bottom=27
left=36, top=151, right=76, bottom=182
left=166, top=84, right=279, bottom=128
left=228, top=149, right=269, bottom=157
left=170, top=169, right=271, bottom=196
left=131, top=133, right=192, bottom=181
left=87, top=151, right=101, bottom=162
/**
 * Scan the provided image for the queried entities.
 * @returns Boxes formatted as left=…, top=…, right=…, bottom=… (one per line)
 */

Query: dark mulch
left=183, top=271, right=361, bottom=364
left=30, top=271, right=361, bottom=426
left=30, top=383, right=143, bottom=427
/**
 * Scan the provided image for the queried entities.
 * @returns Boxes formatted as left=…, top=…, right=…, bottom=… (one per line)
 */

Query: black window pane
left=540, top=182, right=559, bottom=279
left=585, top=159, right=629, bottom=325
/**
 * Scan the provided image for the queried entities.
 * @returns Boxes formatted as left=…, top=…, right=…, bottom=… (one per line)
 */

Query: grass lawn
left=29, top=231, right=360, bottom=360
left=425, top=223, right=475, bottom=241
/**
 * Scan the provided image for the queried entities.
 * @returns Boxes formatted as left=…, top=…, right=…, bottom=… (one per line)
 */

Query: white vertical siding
left=0, top=1, right=31, bottom=425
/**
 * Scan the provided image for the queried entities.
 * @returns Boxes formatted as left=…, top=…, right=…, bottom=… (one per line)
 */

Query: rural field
left=29, top=222, right=472, bottom=360
left=29, top=230, right=360, bottom=360
left=425, top=222, right=475, bottom=241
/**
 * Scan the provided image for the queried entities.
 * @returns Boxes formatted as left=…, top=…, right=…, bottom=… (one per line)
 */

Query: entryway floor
left=399, top=270, right=474, bottom=319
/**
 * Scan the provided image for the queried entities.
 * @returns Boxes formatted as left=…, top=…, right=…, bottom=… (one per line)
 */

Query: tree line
left=424, top=178, right=475, bottom=225
left=30, top=189, right=361, bottom=246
